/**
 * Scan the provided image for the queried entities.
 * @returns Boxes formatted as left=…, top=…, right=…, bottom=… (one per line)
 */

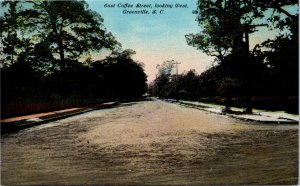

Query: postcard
left=1, top=0, right=298, bottom=185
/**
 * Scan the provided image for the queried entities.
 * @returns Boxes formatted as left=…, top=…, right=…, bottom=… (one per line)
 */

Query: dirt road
left=1, top=100, right=298, bottom=185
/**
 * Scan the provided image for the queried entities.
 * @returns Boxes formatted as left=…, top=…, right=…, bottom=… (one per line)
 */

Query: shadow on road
left=115, top=97, right=154, bottom=108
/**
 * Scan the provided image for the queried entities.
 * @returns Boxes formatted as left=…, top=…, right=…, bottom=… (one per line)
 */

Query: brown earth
left=1, top=100, right=298, bottom=185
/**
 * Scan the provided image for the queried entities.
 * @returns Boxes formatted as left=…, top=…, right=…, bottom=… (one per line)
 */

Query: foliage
left=186, top=0, right=298, bottom=62
left=186, top=0, right=255, bottom=61
left=92, top=49, right=148, bottom=98
left=1, top=1, right=25, bottom=66
left=2, top=49, right=148, bottom=103
left=182, top=0, right=298, bottom=112
left=149, top=61, right=176, bottom=97
left=1, top=1, right=148, bottom=117
left=26, top=1, right=120, bottom=70
left=1, top=0, right=121, bottom=71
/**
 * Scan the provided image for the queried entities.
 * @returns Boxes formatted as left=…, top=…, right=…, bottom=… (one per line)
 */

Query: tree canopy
left=1, top=0, right=121, bottom=70
left=167, top=0, right=299, bottom=113
left=1, top=1, right=148, bottom=118
left=186, top=0, right=298, bottom=62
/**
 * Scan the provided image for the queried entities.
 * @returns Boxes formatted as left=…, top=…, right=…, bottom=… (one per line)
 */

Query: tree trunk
left=58, top=39, right=65, bottom=72
left=244, top=26, right=253, bottom=113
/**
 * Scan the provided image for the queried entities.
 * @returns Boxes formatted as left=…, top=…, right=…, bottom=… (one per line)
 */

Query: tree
left=1, top=1, right=23, bottom=66
left=156, top=60, right=176, bottom=77
left=150, top=61, right=176, bottom=98
left=257, top=36, right=298, bottom=96
left=175, top=69, right=200, bottom=100
left=92, top=49, right=147, bottom=99
left=187, top=0, right=297, bottom=61
left=186, top=0, right=259, bottom=112
left=186, top=0, right=256, bottom=62
left=186, top=0, right=298, bottom=113
left=251, top=0, right=298, bottom=97
left=252, top=0, right=298, bottom=19
left=21, top=0, right=120, bottom=71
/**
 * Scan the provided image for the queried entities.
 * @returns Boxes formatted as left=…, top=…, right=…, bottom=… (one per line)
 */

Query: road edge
left=1, top=102, right=119, bottom=134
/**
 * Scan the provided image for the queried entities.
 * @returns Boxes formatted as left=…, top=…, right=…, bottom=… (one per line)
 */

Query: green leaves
left=187, top=0, right=298, bottom=62
left=25, top=1, right=119, bottom=62
left=1, top=0, right=120, bottom=71
left=1, top=1, right=24, bottom=66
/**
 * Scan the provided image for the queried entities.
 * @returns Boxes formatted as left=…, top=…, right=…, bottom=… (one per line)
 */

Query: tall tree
left=186, top=0, right=298, bottom=112
left=1, top=1, right=23, bottom=66
left=186, top=0, right=297, bottom=62
left=22, top=0, right=120, bottom=71
left=93, top=49, right=147, bottom=98
left=150, top=61, right=176, bottom=98
left=187, top=0, right=270, bottom=61
left=186, top=0, right=258, bottom=112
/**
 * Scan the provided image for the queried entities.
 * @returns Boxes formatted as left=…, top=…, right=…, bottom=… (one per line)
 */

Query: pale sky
left=87, top=0, right=214, bottom=82
left=1, top=0, right=292, bottom=82
left=87, top=0, right=294, bottom=83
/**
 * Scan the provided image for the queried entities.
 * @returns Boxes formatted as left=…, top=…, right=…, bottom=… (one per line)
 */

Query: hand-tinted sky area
left=87, top=0, right=214, bottom=82
left=88, top=0, right=295, bottom=83
left=1, top=1, right=294, bottom=83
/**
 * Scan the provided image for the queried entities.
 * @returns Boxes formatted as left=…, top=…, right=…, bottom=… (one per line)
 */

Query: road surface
left=1, top=100, right=298, bottom=185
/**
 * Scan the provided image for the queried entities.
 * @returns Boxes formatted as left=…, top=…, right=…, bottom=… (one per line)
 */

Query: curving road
left=1, top=100, right=298, bottom=185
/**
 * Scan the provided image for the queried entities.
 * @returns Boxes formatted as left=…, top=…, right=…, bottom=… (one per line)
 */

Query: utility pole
left=171, top=60, right=181, bottom=101
left=171, top=60, right=181, bottom=80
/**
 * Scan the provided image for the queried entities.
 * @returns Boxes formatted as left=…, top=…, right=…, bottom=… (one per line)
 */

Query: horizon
left=0, top=0, right=294, bottom=83
left=86, top=0, right=289, bottom=83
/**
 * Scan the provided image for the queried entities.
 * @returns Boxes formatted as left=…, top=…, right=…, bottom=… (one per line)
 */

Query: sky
left=1, top=0, right=294, bottom=83
left=87, top=0, right=214, bottom=82
left=86, top=0, right=296, bottom=83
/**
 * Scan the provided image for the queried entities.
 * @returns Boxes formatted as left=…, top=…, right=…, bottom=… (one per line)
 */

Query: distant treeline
left=2, top=49, right=147, bottom=118
left=149, top=67, right=298, bottom=113
left=150, top=0, right=298, bottom=113
left=1, top=1, right=147, bottom=118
